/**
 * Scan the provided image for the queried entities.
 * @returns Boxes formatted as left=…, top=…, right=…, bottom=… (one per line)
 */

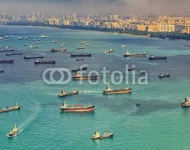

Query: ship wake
left=79, top=90, right=102, bottom=93
left=18, top=102, right=42, bottom=133
left=33, top=52, right=47, bottom=56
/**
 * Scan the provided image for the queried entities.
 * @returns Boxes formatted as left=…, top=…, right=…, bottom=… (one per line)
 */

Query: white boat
left=41, top=35, right=49, bottom=38
left=121, top=44, right=126, bottom=48
left=7, top=124, right=19, bottom=137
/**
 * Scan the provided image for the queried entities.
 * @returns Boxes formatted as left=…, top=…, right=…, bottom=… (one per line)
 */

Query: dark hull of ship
left=0, top=106, right=20, bottom=113
left=58, top=91, right=79, bottom=97
left=24, top=56, right=44, bottom=59
left=159, top=75, right=170, bottom=78
left=7, top=131, right=19, bottom=137
left=0, top=60, right=14, bottom=64
left=71, top=53, right=91, bottom=57
left=149, top=56, right=167, bottom=60
left=72, top=76, right=99, bottom=80
left=103, top=89, right=132, bottom=95
left=60, top=106, right=95, bottom=112
left=6, top=53, right=22, bottom=56
left=35, top=61, right=55, bottom=64
left=0, top=70, right=4, bottom=73
left=51, top=49, right=67, bottom=52
left=0, top=49, right=14, bottom=52
left=123, top=54, right=147, bottom=57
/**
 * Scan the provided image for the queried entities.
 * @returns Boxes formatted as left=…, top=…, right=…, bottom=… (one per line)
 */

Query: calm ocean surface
left=1, top=25, right=190, bottom=150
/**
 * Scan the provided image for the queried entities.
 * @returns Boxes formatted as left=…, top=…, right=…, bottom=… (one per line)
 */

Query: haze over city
left=0, top=0, right=190, bottom=15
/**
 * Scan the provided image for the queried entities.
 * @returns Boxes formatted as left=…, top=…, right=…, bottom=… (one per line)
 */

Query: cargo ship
left=181, top=97, right=190, bottom=107
left=60, top=102, right=95, bottom=112
left=0, top=60, right=14, bottom=64
left=34, top=59, right=55, bottom=64
left=91, top=131, right=113, bottom=140
left=51, top=48, right=67, bottom=52
left=7, top=124, right=19, bottom=137
left=103, top=85, right=132, bottom=95
left=6, top=52, right=22, bottom=56
left=0, top=103, right=20, bottom=113
left=149, top=55, right=167, bottom=60
left=58, top=89, right=79, bottom=97
left=123, top=51, right=147, bottom=57
left=71, top=53, right=91, bottom=57
left=24, top=55, right=44, bottom=59
left=72, top=72, right=99, bottom=80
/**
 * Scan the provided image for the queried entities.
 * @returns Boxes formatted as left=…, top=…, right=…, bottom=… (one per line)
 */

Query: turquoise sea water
left=1, top=25, right=190, bottom=149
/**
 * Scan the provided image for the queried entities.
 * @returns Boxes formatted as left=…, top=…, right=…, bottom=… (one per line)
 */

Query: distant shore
left=3, top=21, right=190, bottom=41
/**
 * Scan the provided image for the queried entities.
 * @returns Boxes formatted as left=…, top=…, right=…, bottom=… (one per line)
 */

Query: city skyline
left=0, top=0, right=190, bottom=15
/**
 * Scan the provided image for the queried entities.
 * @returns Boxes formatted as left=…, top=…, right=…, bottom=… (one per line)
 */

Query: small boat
left=128, top=66, right=135, bottom=71
left=71, top=53, right=91, bottom=57
left=149, top=55, right=167, bottom=60
left=6, top=52, right=22, bottom=56
left=52, top=40, right=57, bottom=43
left=71, top=66, right=87, bottom=72
left=0, top=70, right=4, bottom=73
left=51, top=48, right=67, bottom=52
left=34, top=59, right=55, bottom=64
left=24, top=55, right=44, bottom=59
left=81, top=41, right=85, bottom=44
left=91, top=131, right=113, bottom=140
left=41, top=35, right=49, bottom=38
left=76, top=58, right=84, bottom=61
left=0, top=60, right=14, bottom=64
left=181, top=97, right=190, bottom=107
left=121, top=44, right=126, bottom=48
left=36, top=41, right=42, bottom=44
left=23, top=44, right=28, bottom=46
left=58, top=89, right=79, bottom=97
left=0, top=49, right=14, bottom=52
left=72, top=72, right=99, bottom=80
left=77, top=47, right=85, bottom=50
left=103, top=85, right=132, bottom=95
left=140, top=70, right=147, bottom=75
left=104, top=50, right=110, bottom=54
left=86, top=43, right=91, bottom=46
left=123, top=51, right=147, bottom=57
left=7, top=124, right=19, bottom=137
left=136, top=103, right=140, bottom=107
left=0, top=103, right=20, bottom=113
left=109, top=48, right=115, bottom=52
left=17, top=37, right=22, bottom=40
left=159, top=73, right=170, bottom=78
left=60, top=102, right=95, bottom=112
left=29, top=45, right=38, bottom=49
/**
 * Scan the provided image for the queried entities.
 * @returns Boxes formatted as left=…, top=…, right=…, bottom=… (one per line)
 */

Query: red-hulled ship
left=72, top=72, right=99, bottom=80
left=60, top=102, right=95, bottom=112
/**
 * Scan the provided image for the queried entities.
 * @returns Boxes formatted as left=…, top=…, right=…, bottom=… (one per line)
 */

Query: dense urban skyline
left=0, top=0, right=190, bottom=15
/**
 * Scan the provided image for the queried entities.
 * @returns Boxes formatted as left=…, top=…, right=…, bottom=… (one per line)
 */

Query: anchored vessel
left=71, top=53, right=91, bottom=57
left=6, top=52, right=22, bottom=56
left=24, top=55, right=44, bottom=59
left=34, top=59, right=55, bottom=64
left=7, top=124, right=19, bottom=137
left=58, top=89, right=79, bottom=97
left=72, top=72, right=99, bottom=80
left=181, top=97, right=190, bottom=107
left=77, top=47, right=85, bottom=50
left=149, top=55, right=167, bottom=60
left=0, top=49, right=14, bottom=52
left=103, top=85, right=132, bottom=95
left=60, top=102, right=95, bottom=112
left=91, top=131, right=113, bottom=140
left=0, top=60, right=14, bottom=64
left=123, top=51, right=147, bottom=57
left=71, top=66, right=87, bottom=72
left=159, top=73, right=170, bottom=78
left=51, top=48, right=67, bottom=52
left=0, top=104, right=20, bottom=113
left=0, top=70, right=4, bottom=73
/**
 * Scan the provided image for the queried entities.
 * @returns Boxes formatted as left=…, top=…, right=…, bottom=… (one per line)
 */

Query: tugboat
left=159, top=73, right=170, bottom=78
left=91, top=131, right=113, bottom=140
left=123, top=51, right=147, bottom=57
left=0, top=103, right=20, bottom=113
left=71, top=53, right=91, bottom=57
left=24, top=55, right=44, bottom=59
left=149, top=55, right=167, bottom=60
left=34, top=59, right=55, bottom=64
left=0, top=60, right=14, bottom=64
left=72, top=72, right=99, bottom=80
left=60, top=102, right=95, bottom=112
left=58, top=89, right=79, bottom=97
left=103, top=85, right=132, bottom=95
left=181, top=97, right=190, bottom=107
left=7, top=124, right=19, bottom=137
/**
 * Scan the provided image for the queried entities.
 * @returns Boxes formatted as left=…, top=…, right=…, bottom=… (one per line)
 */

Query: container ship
left=72, top=72, right=99, bottom=80
left=0, top=60, right=14, bottom=64
left=0, top=103, right=20, bottom=113
left=149, top=55, right=167, bottom=60
left=24, top=55, right=44, bottom=59
left=60, top=102, right=95, bottom=112
left=71, top=53, right=91, bottom=57
left=123, top=51, right=147, bottom=57
left=103, top=85, right=132, bottom=95
left=34, top=59, right=55, bottom=64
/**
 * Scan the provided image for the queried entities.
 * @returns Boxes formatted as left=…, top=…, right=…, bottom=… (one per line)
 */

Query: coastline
left=2, top=21, right=190, bottom=40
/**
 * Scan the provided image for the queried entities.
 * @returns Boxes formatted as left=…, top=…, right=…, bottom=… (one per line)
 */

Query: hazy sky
left=0, top=0, right=190, bottom=15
